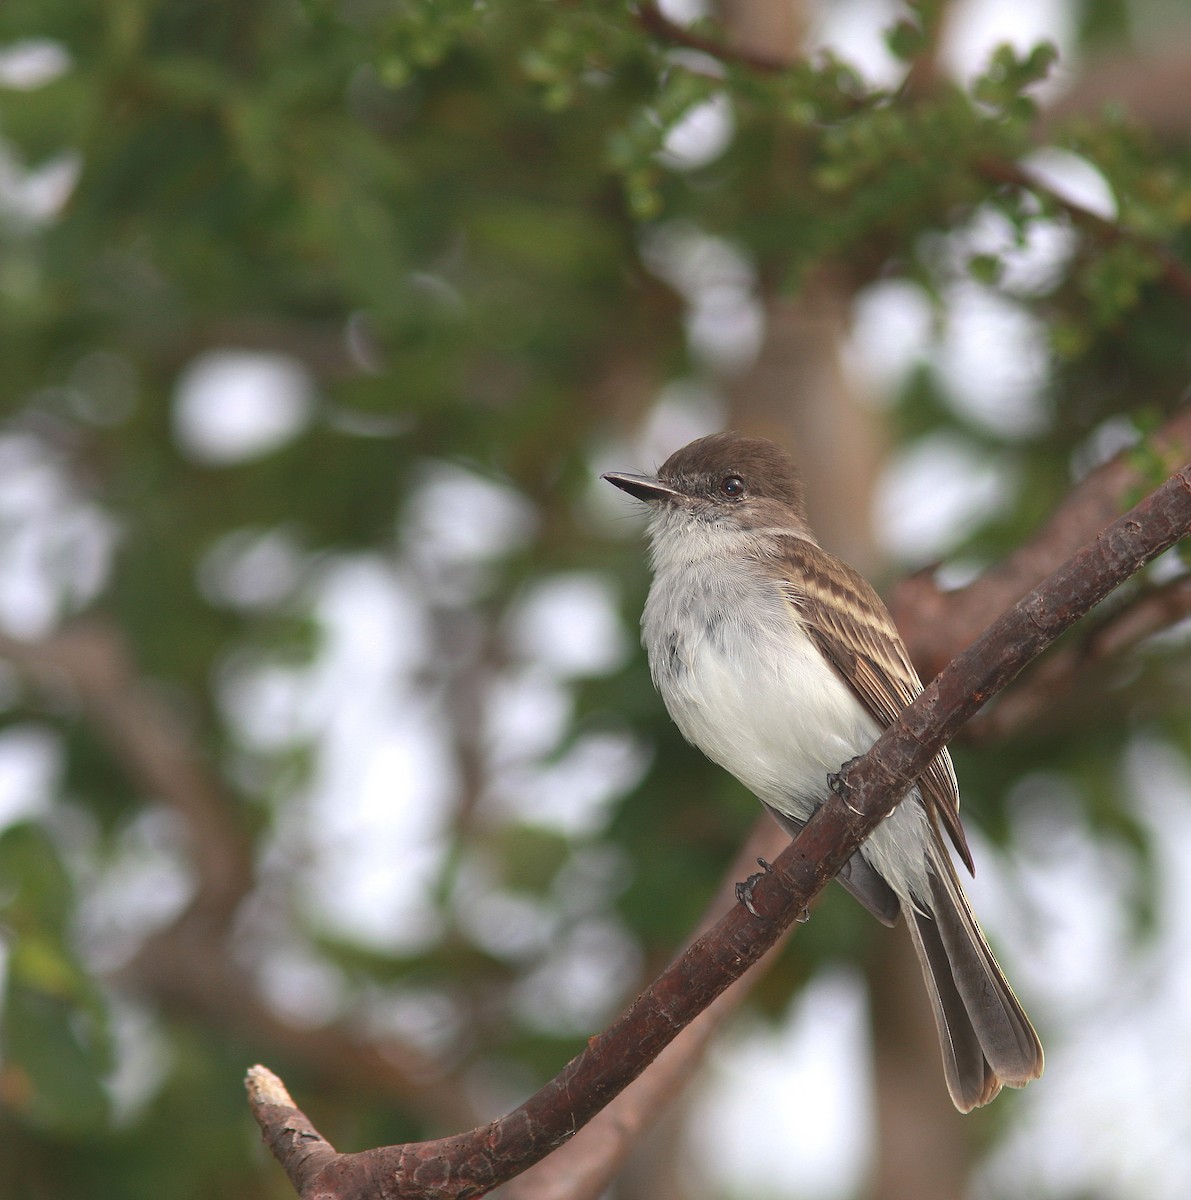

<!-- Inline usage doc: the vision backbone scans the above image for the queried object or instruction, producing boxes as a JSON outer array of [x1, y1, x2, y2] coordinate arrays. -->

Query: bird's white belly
[[667, 616, 874, 813], [643, 562, 933, 901]]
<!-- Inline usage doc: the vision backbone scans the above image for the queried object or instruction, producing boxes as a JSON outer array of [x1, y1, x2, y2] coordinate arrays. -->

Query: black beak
[[602, 471, 683, 504]]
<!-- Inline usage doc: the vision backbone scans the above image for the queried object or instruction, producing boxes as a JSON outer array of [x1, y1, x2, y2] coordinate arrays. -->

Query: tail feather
[[765, 800, 1043, 1111], [904, 851, 1044, 1112]]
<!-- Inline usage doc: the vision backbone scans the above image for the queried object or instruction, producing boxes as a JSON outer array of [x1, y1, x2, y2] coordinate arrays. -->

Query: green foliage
[[0, 824, 112, 1132]]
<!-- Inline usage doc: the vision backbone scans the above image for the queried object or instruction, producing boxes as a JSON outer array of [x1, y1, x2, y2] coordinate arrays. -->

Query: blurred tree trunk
[[716, 1, 978, 1178], [865, 925, 973, 1200], [718, 0, 806, 57], [617, 1096, 699, 1200], [727, 279, 886, 572]]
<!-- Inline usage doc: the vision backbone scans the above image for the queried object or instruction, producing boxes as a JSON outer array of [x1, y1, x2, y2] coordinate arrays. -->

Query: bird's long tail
[[904, 850, 1044, 1112]]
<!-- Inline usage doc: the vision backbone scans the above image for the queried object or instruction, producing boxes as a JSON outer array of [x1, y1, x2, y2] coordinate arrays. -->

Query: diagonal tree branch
[[893, 402, 1191, 680], [962, 572, 1191, 743], [248, 465, 1191, 1198], [634, 2, 794, 74], [495, 817, 792, 1200]]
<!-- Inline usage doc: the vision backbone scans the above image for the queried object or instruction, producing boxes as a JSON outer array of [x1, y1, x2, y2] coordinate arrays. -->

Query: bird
[[603, 430, 1043, 1111]]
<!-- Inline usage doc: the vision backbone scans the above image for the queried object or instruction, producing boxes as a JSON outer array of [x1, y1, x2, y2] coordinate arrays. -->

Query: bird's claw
[[736, 858, 774, 917], [827, 756, 863, 813]]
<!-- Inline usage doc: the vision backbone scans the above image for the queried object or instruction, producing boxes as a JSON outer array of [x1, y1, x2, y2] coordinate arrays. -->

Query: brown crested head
[[656, 431, 808, 525]]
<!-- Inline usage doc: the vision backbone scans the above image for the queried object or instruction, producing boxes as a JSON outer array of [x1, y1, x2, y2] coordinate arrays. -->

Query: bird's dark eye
[[721, 475, 745, 498]]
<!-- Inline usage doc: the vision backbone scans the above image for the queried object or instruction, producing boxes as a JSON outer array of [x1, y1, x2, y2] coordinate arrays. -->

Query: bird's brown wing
[[774, 536, 974, 874]]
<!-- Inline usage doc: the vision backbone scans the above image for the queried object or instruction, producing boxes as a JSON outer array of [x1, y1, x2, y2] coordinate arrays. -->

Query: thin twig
[[978, 156, 1191, 303], [634, 2, 792, 74]]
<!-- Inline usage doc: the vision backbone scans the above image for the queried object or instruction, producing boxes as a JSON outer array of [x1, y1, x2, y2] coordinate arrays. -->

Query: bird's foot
[[735, 858, 773, 918], [827, 756, 863, 814]]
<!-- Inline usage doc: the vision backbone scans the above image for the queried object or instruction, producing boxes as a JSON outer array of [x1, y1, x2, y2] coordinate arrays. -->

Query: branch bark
[[247, 464, 1191, 1198], [495, 818, 792, 1200], [892, 403, 1191, 681]]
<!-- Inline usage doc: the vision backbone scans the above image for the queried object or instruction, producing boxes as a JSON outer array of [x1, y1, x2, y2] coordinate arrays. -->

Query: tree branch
[[496, 818, 792, 1200], [634, 2, 793, 74], [964, 572, 1191, 743], [893, 402, 1191, 680], [977, 157, 1191, 303], [248, 465, 1191, 1198], [635, 4, 1191, 309]]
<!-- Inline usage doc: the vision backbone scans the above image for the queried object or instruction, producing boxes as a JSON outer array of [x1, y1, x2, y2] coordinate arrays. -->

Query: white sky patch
[[302, 696, 453, 953], [632, 380, 727, 478], [974, 776, 1134, 1010], [402, 461, 538, 603], [404, 463, 537, 564], [805, 0, 905, 88], [942, 0, 1075, 99], [582, 379, 721, 548], [553, 844, 632, 919], [955, 204, 1079, 296], [975, 744, 1191, 1200], [361, 985, 465, 1059], [506, 572, 629, 678], [512, 915, 643, 1035], [0, 39, 72, 89], [658, 92, 735, 171], [172, 350, 315, 464], [254, 939, 349, 1027], [935, 284, 1051, 437], [875, 433, 1014, 564], [843, 278, 935, 398], [219, 660, 312, 752], [657, 0, 709, 21], [198, 525, 307, 611], [77, 809, 197, 974], [104, 997, 171, 1127], [0, 724, 59, 828], [1071, 415, 1140, 480], [687, 968, 872, 1200], [639, 222, 763, 371], [217, 559, 432, 747], [1021, 147, 1119, 222], [219, 556, 454, 953], [0, 149, 81, 225], [0, 434, 118, 639], [453, 857, 560, 963], [493, 730, 650, 837], [306, 564, 448, 911], [484, 668, 573, 766]]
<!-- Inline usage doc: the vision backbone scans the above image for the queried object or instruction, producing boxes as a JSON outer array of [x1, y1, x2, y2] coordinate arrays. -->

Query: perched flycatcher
[[604, 431, 1043, 1111]]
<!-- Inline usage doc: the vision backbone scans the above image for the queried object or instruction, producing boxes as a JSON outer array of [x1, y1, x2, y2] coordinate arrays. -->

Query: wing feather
[[773, 537, 974, 873]]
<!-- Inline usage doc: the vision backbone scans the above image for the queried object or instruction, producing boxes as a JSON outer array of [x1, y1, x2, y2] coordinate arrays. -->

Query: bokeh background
[[3, 1, 1191, 1197]]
